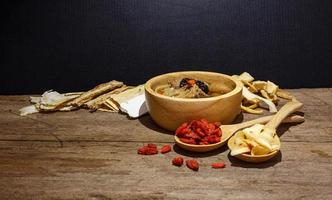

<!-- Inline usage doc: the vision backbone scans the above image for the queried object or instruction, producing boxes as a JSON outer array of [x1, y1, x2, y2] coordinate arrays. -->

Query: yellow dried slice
[[111, 85, 145, 104], [84, 86, 129, 110], [252, 81, 267, 91], [70, 80, 123, 107], [265, 81, 279, 95], [242, 87, 277, 113], [248, 103, 258, 109], [104, 99, 120, 112], [238, 72, 255, 82], [276, 89, 293, 100], [230, 146, 251, 156], [241, 104, 263, 114], [251, 145, 270, 155]]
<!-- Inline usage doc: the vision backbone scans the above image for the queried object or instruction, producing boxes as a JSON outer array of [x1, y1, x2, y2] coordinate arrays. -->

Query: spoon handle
[[264, 100, 303, 130], [225, 114, 304, 132]]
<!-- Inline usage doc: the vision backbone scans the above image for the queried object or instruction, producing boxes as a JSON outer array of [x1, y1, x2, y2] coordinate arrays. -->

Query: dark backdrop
[[1, 0, 331, 94]]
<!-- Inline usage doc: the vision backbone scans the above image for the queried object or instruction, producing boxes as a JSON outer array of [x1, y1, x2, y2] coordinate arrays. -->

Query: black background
[[1, 0, 331, 94]]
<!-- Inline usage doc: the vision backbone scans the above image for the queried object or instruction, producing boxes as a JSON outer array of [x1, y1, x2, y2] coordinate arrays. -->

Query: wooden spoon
[[228, 100, 303, 163], [174, 113, 304, 152]]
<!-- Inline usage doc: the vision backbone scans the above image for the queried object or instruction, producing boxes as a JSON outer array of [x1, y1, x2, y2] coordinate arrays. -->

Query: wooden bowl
[[144, 71, 243, 131]]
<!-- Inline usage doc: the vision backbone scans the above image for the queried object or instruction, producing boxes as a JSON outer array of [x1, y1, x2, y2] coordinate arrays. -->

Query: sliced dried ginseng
[[38, 90, 81, 111], [111, 85, 145, 104], [252, 81, 267, 91], [265, 81, 279, 95], [241, 104, 263, 114], [19, 105, 39, 116], [276, 89, 294, 100], [104, 99, 120, 112], [238, 72, 255, 82], [243, 80, 258, 93], [84, 85, 129, 111], [70, 80, 123, 107], [260, 90, 278, 104], [242, 87, 277, 113]]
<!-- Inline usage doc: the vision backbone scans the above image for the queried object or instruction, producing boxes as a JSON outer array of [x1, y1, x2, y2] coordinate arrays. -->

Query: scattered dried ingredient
[[186, 159, 199, 171], [175, 119, 222, 145], [137, 143, 158, 155], [172, 157, 184, 166], [160, 145, 172, 154], [211, 162, 226, 169]]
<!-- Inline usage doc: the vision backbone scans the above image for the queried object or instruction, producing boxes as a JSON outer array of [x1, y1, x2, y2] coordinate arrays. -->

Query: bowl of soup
[[145, 71, 243, 131]]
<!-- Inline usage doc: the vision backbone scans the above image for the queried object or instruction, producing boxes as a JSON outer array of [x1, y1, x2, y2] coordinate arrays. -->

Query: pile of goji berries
[[137, 143, 226, 171], [175, 119, 222, 145]]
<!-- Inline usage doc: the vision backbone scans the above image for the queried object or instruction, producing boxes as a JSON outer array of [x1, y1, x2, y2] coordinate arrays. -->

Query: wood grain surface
[[0, 88, 331, 200]]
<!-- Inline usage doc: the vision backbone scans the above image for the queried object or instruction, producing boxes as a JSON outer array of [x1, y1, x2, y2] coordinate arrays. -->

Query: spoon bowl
[[174, 114, 304, 152], [227, 100, 303, 163], [228, 134, 280, 163]]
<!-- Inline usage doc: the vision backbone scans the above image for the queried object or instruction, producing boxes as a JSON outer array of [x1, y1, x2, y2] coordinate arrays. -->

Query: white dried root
[[19, 105, 39, 116], [20, 91, 81, 115], [19, 81, 148, 118], [110, 85, 147, 118], [234, 72, 295, 114], [242, 87, 278, 113]]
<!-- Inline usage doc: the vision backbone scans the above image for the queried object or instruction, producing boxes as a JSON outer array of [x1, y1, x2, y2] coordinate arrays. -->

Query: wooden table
[[0, 88, 331, 199]]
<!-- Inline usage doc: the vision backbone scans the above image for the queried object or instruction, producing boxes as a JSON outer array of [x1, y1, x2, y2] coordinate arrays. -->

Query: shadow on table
[[172, 144, 229, 158], [228, 151, 283, 168], [138, 114, 173, 135], [277, 111, 305, 138]]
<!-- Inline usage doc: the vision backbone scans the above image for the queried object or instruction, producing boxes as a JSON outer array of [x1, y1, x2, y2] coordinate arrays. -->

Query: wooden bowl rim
[[145, 71, 243, 102]]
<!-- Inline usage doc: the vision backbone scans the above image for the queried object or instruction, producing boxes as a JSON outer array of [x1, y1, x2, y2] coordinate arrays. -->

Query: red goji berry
[[160, 145, 171, 154], [172, 156, 184, 166], [179, 137, 196, 145], [175, 122, 188, 135], [211, 162, 226, 169], [137, 144, 158, 155], [147, 143, 157, 149], [186, 159, 199, 171]]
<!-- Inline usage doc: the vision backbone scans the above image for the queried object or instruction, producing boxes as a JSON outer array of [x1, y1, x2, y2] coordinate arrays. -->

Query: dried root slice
[[39, 90, 81, 111], [20, 90, 81, 115], [110, 85, 147, 118], [243, 80, 258, 93], [241, 104, 263, 114], [84, 86, 129, 111], [19, 105, 39, 116], [70, 80, 123, 107], [238, 72, 255, 82], [260, 90, 278, 104], [276, 89, 294, 100], [58, 106, 78, 112], [30, 96, 41, 104], [248, 103, 258, 109], [252, 81, 267, 91], [104, 99, 120, 112], [243, 87, 278, 113], [265, 81, 279, 95], [111, 85, 144, 104]]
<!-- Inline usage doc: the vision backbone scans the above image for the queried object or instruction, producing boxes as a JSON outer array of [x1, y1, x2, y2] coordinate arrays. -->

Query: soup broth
[[155, 78, 225, 98]]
